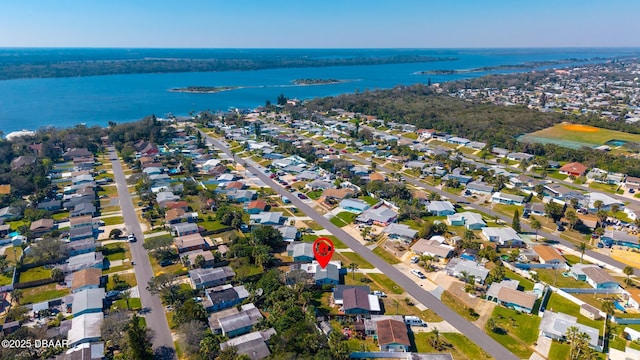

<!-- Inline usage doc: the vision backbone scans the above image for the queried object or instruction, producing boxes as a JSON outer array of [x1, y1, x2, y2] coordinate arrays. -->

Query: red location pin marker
[[313, 237, 335, 269]]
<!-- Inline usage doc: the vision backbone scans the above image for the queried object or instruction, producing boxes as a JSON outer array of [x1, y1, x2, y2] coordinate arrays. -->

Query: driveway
[[108, 146, 175, 358]]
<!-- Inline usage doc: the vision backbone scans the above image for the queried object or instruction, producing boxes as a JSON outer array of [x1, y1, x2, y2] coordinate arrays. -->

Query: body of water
[[1, 48, 639, 133]]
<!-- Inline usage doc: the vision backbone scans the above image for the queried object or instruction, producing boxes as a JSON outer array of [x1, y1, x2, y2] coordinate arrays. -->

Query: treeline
[[307, 83, 640, 176], [0, 55, 457, 80], [108, 115, 174, 158]]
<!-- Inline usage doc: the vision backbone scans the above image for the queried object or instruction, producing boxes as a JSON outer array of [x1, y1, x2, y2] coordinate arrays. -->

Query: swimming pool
[[605, 139, 628, 147], [614, 301, 626, 313]]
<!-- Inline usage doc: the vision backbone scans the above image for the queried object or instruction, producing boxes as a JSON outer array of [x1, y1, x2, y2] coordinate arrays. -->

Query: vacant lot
[[522, 122, 640, 149]]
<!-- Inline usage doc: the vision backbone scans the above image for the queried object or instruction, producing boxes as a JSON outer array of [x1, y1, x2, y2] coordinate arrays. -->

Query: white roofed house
[[426, 201, 456, 216], [250, 211, 285, 226], [190, 266, 236, 289], [219, 328, 276, 360], [411, 238, 453, 259], [539, 311, 603, 352], [446, 211, 486, 230], [482, 227, 525, 247], [586, 192, 624, 212], [355, 206, 398, 226], [465, 181, 495, 195], [445, 258, 490, 284], [382, 223, 418, 243], [491, 192, 525, 206]]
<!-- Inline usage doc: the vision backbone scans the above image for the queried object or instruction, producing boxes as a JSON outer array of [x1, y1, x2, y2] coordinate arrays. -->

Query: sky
[[1, 0, 639, 48]]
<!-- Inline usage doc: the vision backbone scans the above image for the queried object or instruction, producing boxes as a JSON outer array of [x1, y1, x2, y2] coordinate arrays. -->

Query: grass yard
[[535, 268, 591, 288], [403, 132, 418, 140], [300, 234, 348, 249], [548, 342, 571, 360], [98, 185, 119, 197], [337, 251, 374, 269], [372, 246, 400, 265], [504, 269, 535, 291], [102, 242, 130, 262], [441, 291, 479, 321], [302, 220, 324, 231], [564, 254, 592, 266], [360, 196, 378, 206], [414, 332, 493, 360], [107, 273, 137, 290], [523, 123, 640, 149], [0, 272, 13, 286], [101, 216, 124, 226], [18, 266, 51, 283], [588, 182, 619, 194], [492, 203, 523, 217], [335, 211, 357, 224], [21, 283, 70, 304], [51, 212, 70, 221], [112, 297, 142, 311], [4, 246, 22, 266], [368, 273, 404, 295], [198, 218, 231, 232], [307, 190, 323, 200], [486, 306, 541, 358]]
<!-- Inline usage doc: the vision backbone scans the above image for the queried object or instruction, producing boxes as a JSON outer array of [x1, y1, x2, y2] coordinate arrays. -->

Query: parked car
[[372, 290, 387, 298], [127, 234, 136, 242], [297, 193, 308, 199], [411, 269, 426, 279], [410, 256, 419, 264], [404, 316, 428, 327], [159, 259, 173, 267]]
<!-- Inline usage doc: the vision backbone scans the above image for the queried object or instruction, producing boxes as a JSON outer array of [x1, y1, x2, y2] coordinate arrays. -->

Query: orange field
[[562, 124, 600, 132]]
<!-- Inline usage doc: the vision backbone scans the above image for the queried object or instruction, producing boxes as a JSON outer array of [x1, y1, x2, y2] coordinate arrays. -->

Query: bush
[[109, 228, 123, 239]]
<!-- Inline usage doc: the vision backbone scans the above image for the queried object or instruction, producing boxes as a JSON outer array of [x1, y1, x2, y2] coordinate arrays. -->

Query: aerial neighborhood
[[2, 59, 640, 360]]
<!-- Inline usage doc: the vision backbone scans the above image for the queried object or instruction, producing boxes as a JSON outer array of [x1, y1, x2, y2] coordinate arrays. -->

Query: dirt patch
[[562, 124, 599, 132], [611, 248, 640, 268]]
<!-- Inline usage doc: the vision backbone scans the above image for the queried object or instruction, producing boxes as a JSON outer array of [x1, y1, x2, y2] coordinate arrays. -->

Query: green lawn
[[198, 219, 230, 232], [564, 254, 591, 266], [360, 196, 379, 206], [337, 251, 374, 269], [547, 171, 569, 181], [536, 268, 591, 288], [414, 332, 492, 360], [548, 342, 571, 360], [107, 273, 137, 290], [51, 212, 70, 221], [504, 269, 535, 291], [545, 293, 603, 333], [103, 243, 128, 261], [335, 211, 357, 224], [403, 133, 418, 140], [441, 291, 479, 321], [307, 190, 323, 200], [300, 234, 348, 249], [368, 273, 404, 295], [101, 216, 124, 226], [492, 203, 523, 217], [112, 297, 142, 311], [0, 272, 13, 286], [372, 246, 400, 265], [486, 306, 541, 358], [18, 266, 51, 283], [588, 182, 619, 194], [21, 283, 70, 304]]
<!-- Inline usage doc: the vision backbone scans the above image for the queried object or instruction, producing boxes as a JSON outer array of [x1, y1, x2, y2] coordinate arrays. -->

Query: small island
[[169, 86, 239, 93], [292, 78, 348, 85]]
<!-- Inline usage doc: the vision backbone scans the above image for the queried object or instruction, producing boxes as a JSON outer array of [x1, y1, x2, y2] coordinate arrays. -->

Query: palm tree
[[459, 270, 470, 284], [121, 289, 132, 310], [11, 289, 23, 306], [419, 254, 435, 271], [623, 266, 634, 287], [531, 218, 542, 241], [360, 226, 372, 241], [181, 255, 191, 268], [349, 263, 359, 280], [575, 242, 587, 264], [596, 209, 608, 227], [593, 200, 604, 212]]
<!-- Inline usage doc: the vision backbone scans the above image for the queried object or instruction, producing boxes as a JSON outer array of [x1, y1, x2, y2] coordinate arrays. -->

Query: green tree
[[623, 266, 635, 287], [531, 217, 542, 241], [194, 254, 206, 268], [565, 208, 579, 230], [544, 201, 565, 222], [596, 209, 608, 227], [349, 262, 359, 280], [328, 330, 349, 360], [121, 289, 132, 310], [593, 200, 604, 211], [512, 209, 521, 233], [127, 314, 154, 360], [109, 228, 123, 239], [50, 267, 64, 283], [575, 242, 588, 264]]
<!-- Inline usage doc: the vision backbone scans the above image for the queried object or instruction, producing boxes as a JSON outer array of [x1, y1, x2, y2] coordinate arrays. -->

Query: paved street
[[201, 130, 520, 360], [108, 146, 175, 359]]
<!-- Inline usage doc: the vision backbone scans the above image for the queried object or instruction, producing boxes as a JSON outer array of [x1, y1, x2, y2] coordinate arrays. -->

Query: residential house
[[64, 238, 97, 257], [250, 212, 285, 226], [287, 242, 315, 262], [532, 245, 565, 265], [507, 152, 534, 162], [245, 200, 267, 214], [375, 318, 411, 352], [339, 199, 370, 214], [447, 137, 470, 146], [190, 266, 236, 289], [219, 329, 275, 360], [67, 312, 103, 347], [276, 226, 299, 242], [492, 147, 509, 158], [205, 284, 250, 312], [171, 222, 199, 237], [482, 227, 524, 247], [306, 180, 333, 191], [524, 203, 546, 217], [0, 206, 20, 221], [70, 215, 94, 229], [332, 285, 370, 305], [586, 192, 624, 212], [322, 188, 355, 201], [174, 233, 208, 253], [411, 239, 453, 259], [445, 258, 490, 284], [30, 219, 55, 235], [288, 261, 342, 286], [382, 223, 418, 243], [446, 212, 486, 230], [466, 141, 487, 150], [184, 249, 216, 268], [37, 199, 62, 212], [582, 266, 619, 290], [218, 303, 264, 338], [165, 208, 187, 224], [65, 252, 104, 273], [60, 342, 105, 360], [625, 176, 640, 190], [356, 206, 398, 226], [543, 183, 583, 203], [539, 311, 602, 352], [580, 304, 602, 320], [71, 268, 104, 293], [70, 288, 105, 317], [491, 192, 525, 206], [426, 201, 456, 216], [559, 162, 588, 177], [342, 287, 381, 315], [486, 280, 536, 314]]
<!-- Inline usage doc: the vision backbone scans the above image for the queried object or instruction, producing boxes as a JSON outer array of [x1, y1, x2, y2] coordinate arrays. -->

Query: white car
[[411, 269, 426, 279], [127, 234, 136, 242], [372, 290, 387, 298], [410, 256, 419, 264]]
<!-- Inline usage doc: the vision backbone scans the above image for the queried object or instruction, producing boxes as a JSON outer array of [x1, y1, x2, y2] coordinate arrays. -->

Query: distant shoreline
[[169, 86, 240, 93], [415, 57, 612, 75]]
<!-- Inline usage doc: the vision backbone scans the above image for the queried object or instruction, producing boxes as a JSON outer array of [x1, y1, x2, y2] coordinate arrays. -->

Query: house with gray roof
[[70, 288, 105, 317], [339, 199, 371, 214], [250, 211, 285, 226], [219, 328, 276, 360], [171, 222, 199, 237], [491, 192, 525, 206], [190, 266, 236, 289], [356, 206, 398, 226], [287, 242, 315, 262], [581, 266, 619, 290], [445, 258, 490, 284], [218, 303, 264, 338], [539, 311, 602, 352], [67, 312, 103, 347], [276, 226, 299, 242], [446, 212, 486, 230], [426, 201, 455, 216], [205, 284, 249, 312], [64, 252, 104, 273], [482, 227, 524, 247], [382, 223, 418, 243]]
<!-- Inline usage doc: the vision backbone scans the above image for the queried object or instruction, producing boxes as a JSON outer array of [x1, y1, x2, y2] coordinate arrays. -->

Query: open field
[[520, 123, 640, 150], [414, 332, 492, 360]]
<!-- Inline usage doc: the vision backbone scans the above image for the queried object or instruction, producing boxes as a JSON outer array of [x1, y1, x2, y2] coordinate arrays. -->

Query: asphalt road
[[108, 146, 175, 358], [201, 131, 520, 360]]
